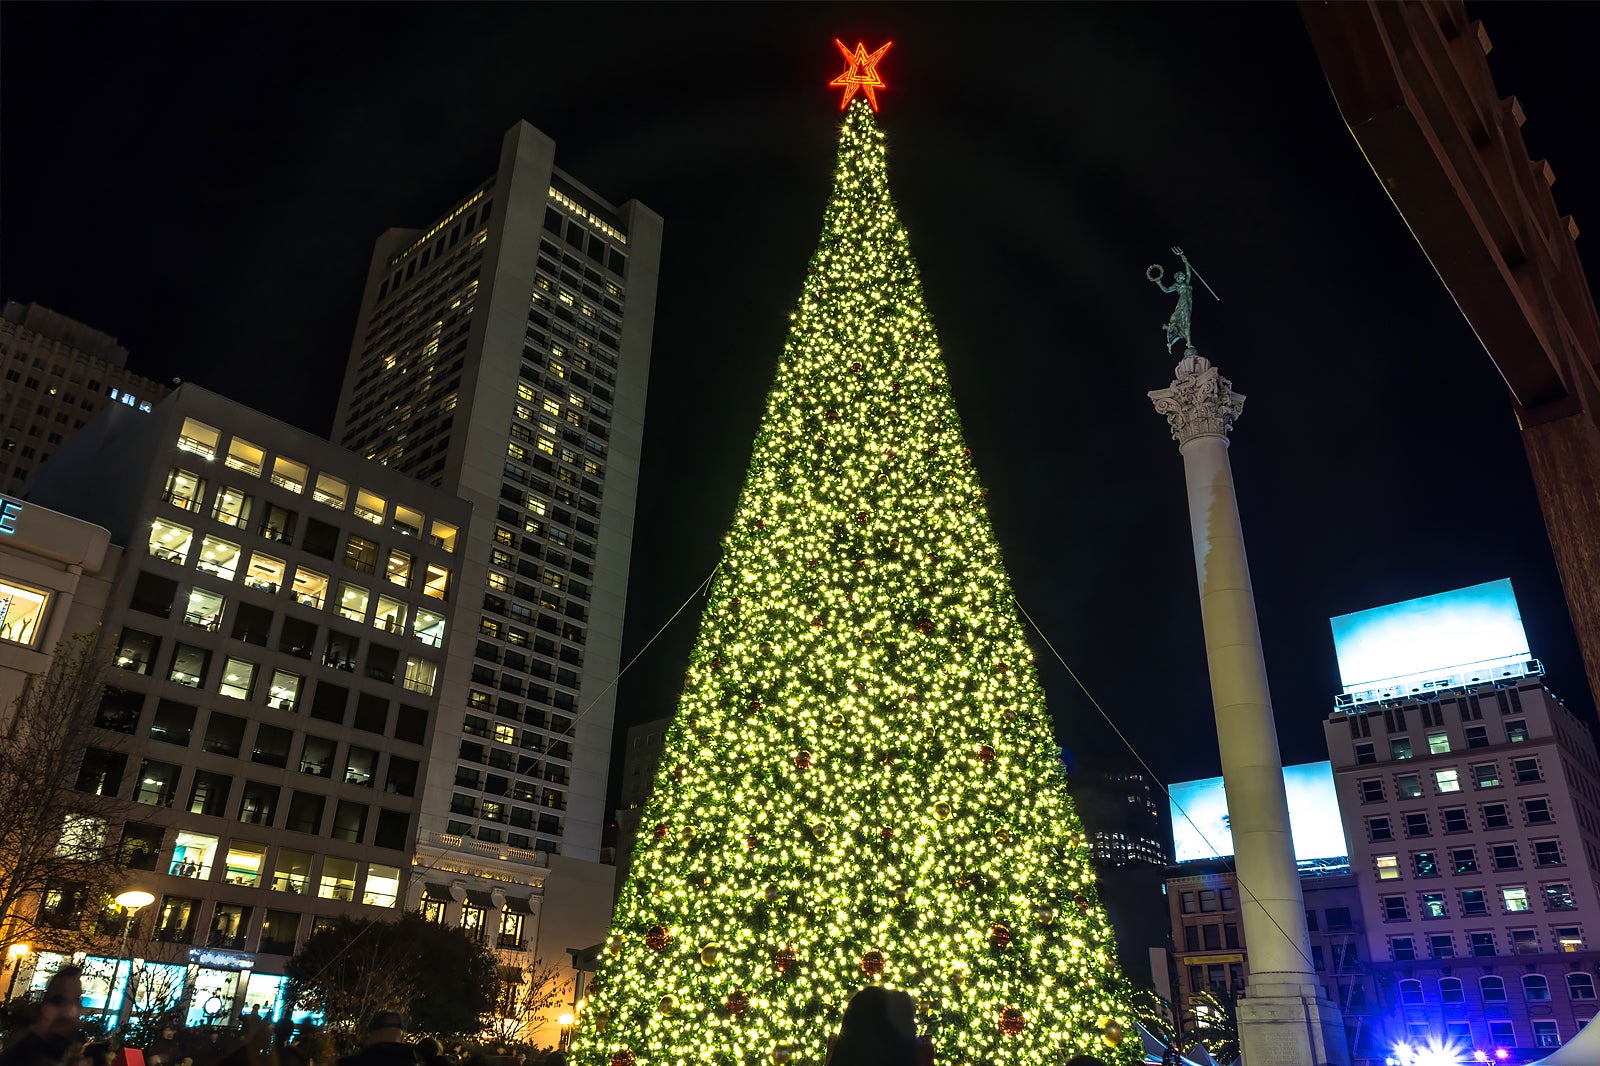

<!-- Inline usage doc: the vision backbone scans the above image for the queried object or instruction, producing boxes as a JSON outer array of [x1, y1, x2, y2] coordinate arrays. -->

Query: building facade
[[1326, 677, 1600, 1057], [0, 301, 169, 489], [1164, 863, 1379, 1062], [611, 714, 672, 897], [18, 385, 469, 1024], [0, 492, 117, 720], [329, 119, 662, 1040]]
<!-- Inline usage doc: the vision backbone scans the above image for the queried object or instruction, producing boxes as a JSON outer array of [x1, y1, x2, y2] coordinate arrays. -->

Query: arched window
[[1480, 976, 1507, 1003], [1523, 974, 1552, 1002], [1439, 977, 1464, 1004], [1566, 973, 1596, 1001], [1399, 978, 1425, 1006]]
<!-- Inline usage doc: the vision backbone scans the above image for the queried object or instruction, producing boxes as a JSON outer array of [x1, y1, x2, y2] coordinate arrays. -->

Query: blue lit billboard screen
[[1169, 760, 1347, 863], [1329, 578, 1528, 696]]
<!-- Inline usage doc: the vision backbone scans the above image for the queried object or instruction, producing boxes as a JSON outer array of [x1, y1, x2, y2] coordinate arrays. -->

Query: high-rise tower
[[332, 122, 661, 1003]]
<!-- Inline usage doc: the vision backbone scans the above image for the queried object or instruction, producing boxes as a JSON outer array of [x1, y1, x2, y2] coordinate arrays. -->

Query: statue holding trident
[[1146, 246, 1219, 354]]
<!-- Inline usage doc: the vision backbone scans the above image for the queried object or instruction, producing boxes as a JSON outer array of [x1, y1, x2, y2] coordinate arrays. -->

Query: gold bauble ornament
[[994, 827, 1010, 844], [700, 944, 722, 967], [605, 934, 624, 955], [763, 884, 780, 903], [593, 1011, 609, 1033], [893, 885, 910, 904], [770, 1047, 793, 1065], [811, 821, 830, 840], [1036, 904, 1056, 926], [1100, 1021, 1125, 1047], [657, 995, 678, 1016], [933, 802, 952, 820]]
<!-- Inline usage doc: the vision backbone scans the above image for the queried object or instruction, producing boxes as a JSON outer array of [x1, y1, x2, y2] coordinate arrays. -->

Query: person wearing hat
[[336, 1013, 416, 1066], [144, 1018, 183, 1066]]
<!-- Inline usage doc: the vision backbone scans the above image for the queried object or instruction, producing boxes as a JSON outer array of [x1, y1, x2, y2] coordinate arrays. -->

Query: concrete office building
[[329, 119, 662, 1023], [611, 714, 672, 897], [17, 385, 469, 1023], [0, 301, 169, 488], [1326, 675, 1600, 1056]]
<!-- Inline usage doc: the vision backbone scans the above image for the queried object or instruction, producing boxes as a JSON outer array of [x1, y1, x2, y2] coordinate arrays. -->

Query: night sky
[[3, 3, 1594, 792]]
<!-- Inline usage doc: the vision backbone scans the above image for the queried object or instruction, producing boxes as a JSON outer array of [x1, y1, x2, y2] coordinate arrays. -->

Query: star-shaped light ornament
[[830, 39, 892, 111]]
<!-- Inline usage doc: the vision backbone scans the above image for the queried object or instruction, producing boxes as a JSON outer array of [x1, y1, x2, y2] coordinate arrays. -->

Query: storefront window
[[0, 579, 50, 647], [243, 973, 290, 1022], [185, 968, 240, 1028]]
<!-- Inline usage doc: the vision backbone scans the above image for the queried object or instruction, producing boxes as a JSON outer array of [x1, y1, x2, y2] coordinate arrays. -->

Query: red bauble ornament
[[824, 410, 839, 422], [710, 656, 724, 670], [1075, 894, 1091, 913], [746, 834, 759, 850], [726, 990, 748, 1016], [811, 616, 824, 628], [850, 361, 862, 372], [855, 511, 868, 523], [611, 1052, 635, 1066], [793, 750, 813, 770], [645, 925, 670, 952], [755, 518, 766, 529], [773, 947, 798, 975], [728, 599, 740, 612], [653, 824, 668, 840], [860, 950, 886, 976], [989, 923, 1013, 949], [880, 826, 896, 841], [915, 618, 934, 634], [977, 744, 996, 763], [998, 1008, 1026, 1035]]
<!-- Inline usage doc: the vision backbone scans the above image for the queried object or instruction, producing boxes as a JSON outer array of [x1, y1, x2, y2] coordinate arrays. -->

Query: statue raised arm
[[1147, 248, 1216, 355]]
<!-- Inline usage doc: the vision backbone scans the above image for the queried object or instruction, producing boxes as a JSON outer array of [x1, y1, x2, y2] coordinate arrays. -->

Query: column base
[[1236, 986, 1350, 1066]]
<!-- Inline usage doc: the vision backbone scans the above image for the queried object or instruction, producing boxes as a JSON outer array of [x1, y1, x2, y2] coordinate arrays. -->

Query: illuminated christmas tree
[[571, 46, 1137, 1066]]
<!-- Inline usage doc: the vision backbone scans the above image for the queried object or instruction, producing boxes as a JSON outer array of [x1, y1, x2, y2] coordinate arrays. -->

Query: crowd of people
[[2, 969, 1118, 1066]]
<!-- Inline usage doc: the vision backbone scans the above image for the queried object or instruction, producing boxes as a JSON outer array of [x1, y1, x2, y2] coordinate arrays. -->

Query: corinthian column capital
[[1148, 351, 1246, 445]]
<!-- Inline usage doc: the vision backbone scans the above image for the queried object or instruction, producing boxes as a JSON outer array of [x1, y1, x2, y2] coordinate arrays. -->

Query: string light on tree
[[569, 41, 1136, 1066]]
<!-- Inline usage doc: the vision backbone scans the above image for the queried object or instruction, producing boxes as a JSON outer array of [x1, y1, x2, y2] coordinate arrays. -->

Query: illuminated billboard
[[1169, 760, 1347, 863], [1330, 578, 1532, 705]]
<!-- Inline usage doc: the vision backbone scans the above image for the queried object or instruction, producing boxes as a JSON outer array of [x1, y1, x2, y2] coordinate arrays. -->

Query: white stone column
[[1150, 353, 1349, 1066]]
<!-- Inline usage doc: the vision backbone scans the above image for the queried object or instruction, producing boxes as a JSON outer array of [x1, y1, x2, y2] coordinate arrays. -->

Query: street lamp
[[111, 890, 155, 1032], [557, 1012, 575, 1051], [4, 943, 30, 1001]]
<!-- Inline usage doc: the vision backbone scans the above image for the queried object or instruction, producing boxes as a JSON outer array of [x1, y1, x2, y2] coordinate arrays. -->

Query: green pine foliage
[[571, 101, 1137, 1066]]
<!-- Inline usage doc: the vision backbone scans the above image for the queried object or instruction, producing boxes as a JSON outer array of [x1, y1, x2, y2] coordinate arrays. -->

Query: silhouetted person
[[336, 1014, 416, 1066], [145, 1019, 183, 1066], [410, 1040, 446, 1066], [0, 966, 85, 1066], [825, 986, 919, 1066]]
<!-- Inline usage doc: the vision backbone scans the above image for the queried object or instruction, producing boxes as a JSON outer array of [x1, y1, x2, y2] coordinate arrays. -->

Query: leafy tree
[[287, 914, 498, 1043], [1184, 989, 1240, 1064], [570, 100, 1137, 1066], [0, 631, 129, 956]]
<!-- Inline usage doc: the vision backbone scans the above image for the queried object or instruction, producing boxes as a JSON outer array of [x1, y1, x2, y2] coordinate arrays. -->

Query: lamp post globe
[[111, 889, 155, 1031], [4, 942, 31, 1001]]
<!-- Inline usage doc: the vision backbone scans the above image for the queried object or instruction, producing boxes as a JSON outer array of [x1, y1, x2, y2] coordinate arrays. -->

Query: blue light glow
[[1169, 761, 1347, 863], [1330, 579, 1529, 700]]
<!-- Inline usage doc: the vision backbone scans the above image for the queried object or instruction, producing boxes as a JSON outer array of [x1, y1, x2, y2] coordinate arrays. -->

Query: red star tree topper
[[830, 39, 892, 110]]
